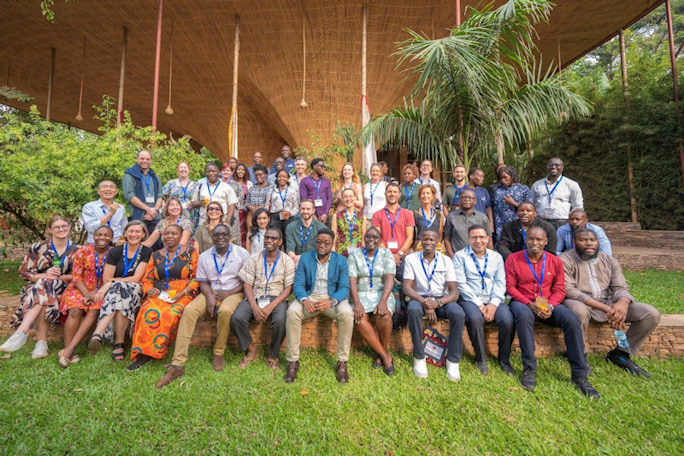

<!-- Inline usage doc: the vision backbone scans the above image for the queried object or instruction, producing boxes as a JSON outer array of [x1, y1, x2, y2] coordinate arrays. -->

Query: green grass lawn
[[0, 346, 682, 454]]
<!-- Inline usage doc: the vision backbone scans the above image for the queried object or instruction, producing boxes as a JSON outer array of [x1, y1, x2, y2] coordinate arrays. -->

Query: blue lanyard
[[179, 179, 190, 200], [278, 186, 288, 205], [544, 176, 563, 204], [521, 227, 527, 249], [101, 206, 112, 226], [363, 247, 379, 289], [51, 240, 70, 267], [263, 250, 280, 296], [344, 209, 357, 243], [122, 243, 141, 277], [369, 182, 380, 207], [206, 181, 220, 201], [95, 248, 109, 285], [524, 251, 547, 297], [469, 250, 489, 292], [142, 173, 152, 195], [300, 224, 313, 246], [404, 182, 416, 202], [419, 252, 439, 296], [164, 245, 182, 289], [421, 207, 435, 230], [385, 207, 401, 238], [213, 247, 231, 286], [312, 177, 322, 199]]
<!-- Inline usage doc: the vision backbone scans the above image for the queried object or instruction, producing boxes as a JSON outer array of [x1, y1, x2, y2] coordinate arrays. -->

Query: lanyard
[[278, 186, 288, 205], [94, 248, 109, 285], [544, 176, 563, 204], [421, 207, 435, 230], [51, 240, 70, 267], [345, 209, 357, 243], [363, 247, 379, 289], [142, 173, 152, 195], [263, 250, 280, 296], [469, 250, 489, 292], [419, 252, 439, 296], [521, 227, 527, 249], [206, 181, 220, 201], [384, 208, 401, 238], [312, 177, 322, 199], [369, 181, 380, 207], [122, 243, 141, 277], [300, 224, 313, 246], [164, 245, 182, 289], [524, 251, 547, 297], [179, 179, 190, 200], [213, 247, 231, 287], [101, 206, 112, 226], [404, 182, 416, 202]]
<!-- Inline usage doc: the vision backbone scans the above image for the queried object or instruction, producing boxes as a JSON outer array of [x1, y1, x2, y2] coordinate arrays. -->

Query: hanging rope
[[165, 18, 174, 115], [75, 36, 86, 121], [300, 15, 308, 109]]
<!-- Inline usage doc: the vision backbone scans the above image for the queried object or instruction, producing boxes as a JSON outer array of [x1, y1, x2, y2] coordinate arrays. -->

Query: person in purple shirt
[[299, 158, 333, 224]]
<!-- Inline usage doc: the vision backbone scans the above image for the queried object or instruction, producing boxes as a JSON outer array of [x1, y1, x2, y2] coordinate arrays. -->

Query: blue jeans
[[509, 301, 588, 378], [407, 299, 465, 363], [458, 299, 514, 363]]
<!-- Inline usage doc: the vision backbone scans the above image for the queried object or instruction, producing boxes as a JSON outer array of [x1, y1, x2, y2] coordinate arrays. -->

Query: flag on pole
[[228, 106, 238, 159], [361, 94, 376, 178]]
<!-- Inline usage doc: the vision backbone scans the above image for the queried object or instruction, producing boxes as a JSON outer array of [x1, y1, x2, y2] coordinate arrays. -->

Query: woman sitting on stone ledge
[[57, 226, 113, 367], [0, 215, 80, 358]]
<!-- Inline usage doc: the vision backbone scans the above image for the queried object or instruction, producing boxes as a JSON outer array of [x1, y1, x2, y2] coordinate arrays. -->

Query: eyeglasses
[[315, 240, 332, 246], [207, 207, 222, 212], [52, 225, 70, 230]]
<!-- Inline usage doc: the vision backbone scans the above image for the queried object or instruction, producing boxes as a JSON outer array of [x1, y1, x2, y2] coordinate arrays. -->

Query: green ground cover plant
[[0, 347, 682, 454]]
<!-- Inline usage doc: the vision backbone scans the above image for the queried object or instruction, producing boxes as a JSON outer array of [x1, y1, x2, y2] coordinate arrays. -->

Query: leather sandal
[[112, 343, 125, 362], [88, 333, 103, 356]]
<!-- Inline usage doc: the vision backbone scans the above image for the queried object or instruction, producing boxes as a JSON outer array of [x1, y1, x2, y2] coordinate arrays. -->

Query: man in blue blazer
[[285, 228, 353, 383]]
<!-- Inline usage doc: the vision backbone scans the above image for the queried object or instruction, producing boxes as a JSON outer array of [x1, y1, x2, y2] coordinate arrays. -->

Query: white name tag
[[314, 199, 323, 207], [478, 295, 490, 304], [387, 241, 399, 250], [145, 195, 155, 204], [258, 296, 271, 309]]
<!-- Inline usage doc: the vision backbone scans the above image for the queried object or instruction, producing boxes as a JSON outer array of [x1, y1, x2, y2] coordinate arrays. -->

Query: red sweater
[[505, 250, 566, 306]]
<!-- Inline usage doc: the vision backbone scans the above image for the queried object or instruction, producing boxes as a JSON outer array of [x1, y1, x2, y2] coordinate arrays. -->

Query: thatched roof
[[1, 1, 664, 163]]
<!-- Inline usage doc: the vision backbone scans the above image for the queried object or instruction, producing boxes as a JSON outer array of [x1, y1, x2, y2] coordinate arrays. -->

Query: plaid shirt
[[245, 183, 274, 208]]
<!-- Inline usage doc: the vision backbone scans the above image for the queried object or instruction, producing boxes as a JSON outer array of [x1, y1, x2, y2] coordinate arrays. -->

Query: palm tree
[[360, 0, 591, 170]]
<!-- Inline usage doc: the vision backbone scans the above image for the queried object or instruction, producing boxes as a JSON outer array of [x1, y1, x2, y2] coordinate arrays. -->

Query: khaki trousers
[[171, 292, 244, 367], [286, 295, 354, 363]]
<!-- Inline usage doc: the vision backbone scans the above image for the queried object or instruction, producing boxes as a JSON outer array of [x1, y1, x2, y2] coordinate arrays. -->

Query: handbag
[[422, 326, 448, 367]]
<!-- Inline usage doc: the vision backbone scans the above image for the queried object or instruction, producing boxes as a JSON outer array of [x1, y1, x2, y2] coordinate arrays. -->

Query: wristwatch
[[397, 250, 405, 257], [331, 298, 339, 306], [437, 299, 443, 307]]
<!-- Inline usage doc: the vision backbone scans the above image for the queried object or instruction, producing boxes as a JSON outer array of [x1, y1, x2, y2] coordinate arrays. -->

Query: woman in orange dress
[[126, 225, 199, 371]]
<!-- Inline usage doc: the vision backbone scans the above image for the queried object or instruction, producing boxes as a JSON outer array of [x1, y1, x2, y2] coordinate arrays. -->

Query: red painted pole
[[456, 0, 461, 26], [152, 0, 163, 132], [665, 0, 684, 188]]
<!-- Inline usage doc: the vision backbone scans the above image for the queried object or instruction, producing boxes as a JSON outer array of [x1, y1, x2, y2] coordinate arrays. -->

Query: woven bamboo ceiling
[[1, 0, 664, 162]]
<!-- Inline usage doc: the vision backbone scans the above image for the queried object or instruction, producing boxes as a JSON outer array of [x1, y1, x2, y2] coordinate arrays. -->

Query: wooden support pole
[[455, 0, 461, 26], [152, 0, 164, 131], [230, 15, 240, 159], [46, 48, 55, 122], [665, 0, 684, 188], [620, 30, 638, 223], [117, 27, 127, 128]]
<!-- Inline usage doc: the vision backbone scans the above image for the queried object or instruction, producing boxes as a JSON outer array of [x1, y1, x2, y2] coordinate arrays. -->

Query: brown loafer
[[212, 354, 225, 372], [284, 361, 299, 383], [336, 361, 349, 383], [156, 365, 185, 388]]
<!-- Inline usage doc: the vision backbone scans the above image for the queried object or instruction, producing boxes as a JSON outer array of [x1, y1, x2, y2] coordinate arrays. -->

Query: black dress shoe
[[498, 360, 516, 376], [520, 368, 536, 392], [572, 376, 601, 399], [336, 361, 349, 383], [383, 358, 395, 376], [284, 361, 299, 383], [606, 348, 651, 378], [476, 360, 489, 375]]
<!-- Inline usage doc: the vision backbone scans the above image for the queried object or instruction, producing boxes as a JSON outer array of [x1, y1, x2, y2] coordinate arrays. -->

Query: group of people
[[0, 150, 661, 399]]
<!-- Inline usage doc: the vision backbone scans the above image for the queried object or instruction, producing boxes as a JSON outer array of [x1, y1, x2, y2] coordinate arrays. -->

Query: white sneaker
[[446, 360, 461, 382], [31, 340, 48, 359], [0, 330, 28, 352], [413, 357, 428, 378]]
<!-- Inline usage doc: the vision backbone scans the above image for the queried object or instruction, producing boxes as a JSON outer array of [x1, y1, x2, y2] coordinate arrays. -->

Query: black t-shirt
[[106, 244, 153, 278]]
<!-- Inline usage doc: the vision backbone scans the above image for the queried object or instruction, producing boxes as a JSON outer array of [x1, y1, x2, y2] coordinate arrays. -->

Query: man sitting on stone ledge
[[403, 229, 463, 381], [556, 208, 612, 256], [560, 228, 660, 377], [285, 228, 353, 383], [505, 227, 600, 398], [155, 224, 250, 388], [231, 228, 295, 370]]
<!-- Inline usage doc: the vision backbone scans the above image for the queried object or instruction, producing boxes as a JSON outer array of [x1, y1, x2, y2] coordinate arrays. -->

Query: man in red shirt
[[372, 183, 415, 271], [505, 227, 599, 399]]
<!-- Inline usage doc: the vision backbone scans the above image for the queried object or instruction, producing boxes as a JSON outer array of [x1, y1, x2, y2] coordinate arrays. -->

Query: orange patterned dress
[[131, 246, 199, 361]]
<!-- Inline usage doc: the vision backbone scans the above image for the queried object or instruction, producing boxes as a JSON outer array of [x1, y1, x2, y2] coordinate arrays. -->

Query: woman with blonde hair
[[362, 163, 387, 219], [162, 161, 199, 232], [334, 162, 363, 212], [413, 184, 444, 252]]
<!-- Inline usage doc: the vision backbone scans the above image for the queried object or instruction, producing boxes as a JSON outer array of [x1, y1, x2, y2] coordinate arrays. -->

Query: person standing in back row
[[122, 150, 163, 234], [299, 158, 333, 224], [531, 157, 583, 229]]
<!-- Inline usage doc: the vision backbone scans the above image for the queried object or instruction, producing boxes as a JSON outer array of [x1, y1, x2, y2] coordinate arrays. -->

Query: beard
[[577, 248, 599, 261]]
